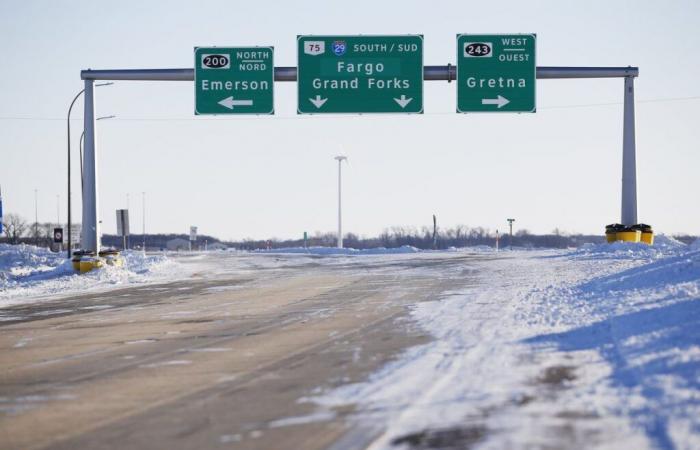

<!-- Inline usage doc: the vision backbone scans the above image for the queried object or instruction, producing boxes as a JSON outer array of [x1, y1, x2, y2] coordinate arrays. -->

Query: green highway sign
[[297, 35, 423, 114], [457, 34, 536, 113], [194, 46, 274, 115]]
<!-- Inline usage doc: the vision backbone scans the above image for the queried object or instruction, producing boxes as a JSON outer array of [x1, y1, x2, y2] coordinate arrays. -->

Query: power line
[[0, 95, 698, 122]]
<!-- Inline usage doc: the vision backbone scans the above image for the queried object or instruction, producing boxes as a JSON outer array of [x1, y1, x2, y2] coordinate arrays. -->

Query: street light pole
[[66, 83, 112, 258], [334, 156, 347, 249]]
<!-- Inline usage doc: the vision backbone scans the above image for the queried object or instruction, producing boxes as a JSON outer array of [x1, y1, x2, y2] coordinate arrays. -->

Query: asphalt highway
[[0, 252, 484, 450]]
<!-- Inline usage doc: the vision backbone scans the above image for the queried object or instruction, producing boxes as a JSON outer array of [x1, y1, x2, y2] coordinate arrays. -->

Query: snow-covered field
[[309, 236, 700, 449], [0, 244, 182, 307]]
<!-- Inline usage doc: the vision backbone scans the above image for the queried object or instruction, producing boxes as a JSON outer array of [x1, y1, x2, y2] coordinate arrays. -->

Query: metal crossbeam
[[81, 66, 639, 81]]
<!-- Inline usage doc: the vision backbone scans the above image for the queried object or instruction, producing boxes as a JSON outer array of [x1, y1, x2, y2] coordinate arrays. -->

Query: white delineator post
[[621, 76, 637, 226], [81, 80, 100, 254], [335, 156, 347, 249]]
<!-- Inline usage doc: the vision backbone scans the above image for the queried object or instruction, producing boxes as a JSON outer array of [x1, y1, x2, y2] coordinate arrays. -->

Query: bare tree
[[3, 213, 27, 244]]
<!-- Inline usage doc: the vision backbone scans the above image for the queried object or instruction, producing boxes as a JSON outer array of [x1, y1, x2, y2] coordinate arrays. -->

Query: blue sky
[[1, 0, 699, 240]]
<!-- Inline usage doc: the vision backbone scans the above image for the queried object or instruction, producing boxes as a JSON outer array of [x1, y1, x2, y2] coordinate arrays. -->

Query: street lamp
[[79, 115, 116, 191], [334, 155, 348, 249], [66, 82, 113, 257], [507, 218, 515, 250]]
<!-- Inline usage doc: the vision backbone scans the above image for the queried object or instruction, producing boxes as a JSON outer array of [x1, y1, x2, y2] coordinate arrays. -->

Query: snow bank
[[312, 244, 700, 449], [259, 245, 421, 255], [571, 234, 687, 260], [0, 245, 180, 307], [690, 238, 700, 251], [0, 244, 65, 279]]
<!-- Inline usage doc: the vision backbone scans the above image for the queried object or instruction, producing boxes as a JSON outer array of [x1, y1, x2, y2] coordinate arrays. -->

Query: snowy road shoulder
[[0, 245, 183, 309], [312, 240, 700, 449]]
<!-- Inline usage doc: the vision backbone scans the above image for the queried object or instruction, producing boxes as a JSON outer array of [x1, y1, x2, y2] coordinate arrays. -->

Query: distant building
[[166, 238, 190, 251], [208, 242, 227, 251]]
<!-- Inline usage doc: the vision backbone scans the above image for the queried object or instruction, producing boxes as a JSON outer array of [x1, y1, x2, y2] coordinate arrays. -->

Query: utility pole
[[142, 192, 146, 254], [126, 193, 130, 250], [432, 215, 437, 250], [334, 155, 347, 249], [34, 189, 38, 246], [507, 218, 515, 250], [0, 185, 4, 236]]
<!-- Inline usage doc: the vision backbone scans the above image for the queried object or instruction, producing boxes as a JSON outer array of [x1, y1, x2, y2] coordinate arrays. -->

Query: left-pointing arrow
[[218, 96, 254, 109]]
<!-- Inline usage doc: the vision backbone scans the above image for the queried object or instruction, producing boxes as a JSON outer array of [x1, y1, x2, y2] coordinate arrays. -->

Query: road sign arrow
[[393, 95, 413, 109], [218, 96, 254, 109], [481, 95, 510, 109], [309, 95, 328, 109]]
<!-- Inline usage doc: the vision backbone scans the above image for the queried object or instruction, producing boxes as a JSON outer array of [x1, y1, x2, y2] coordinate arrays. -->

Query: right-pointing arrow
[[309, 95, 328, 109], [481, 95, 510, 109]]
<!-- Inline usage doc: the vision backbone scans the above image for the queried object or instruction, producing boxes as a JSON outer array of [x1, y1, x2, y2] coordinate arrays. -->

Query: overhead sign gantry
[[76, 35, 642, 262]]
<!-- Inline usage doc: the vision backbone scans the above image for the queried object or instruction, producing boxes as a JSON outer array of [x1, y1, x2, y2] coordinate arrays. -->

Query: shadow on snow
[[523, 253, 700, 450]]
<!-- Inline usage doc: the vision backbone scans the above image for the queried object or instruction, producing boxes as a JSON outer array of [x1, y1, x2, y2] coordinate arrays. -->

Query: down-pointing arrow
[[309, 95, 328, 109], [393, 95, 413, 109], [218, 96, 254, 109], [481, 95, 510, 109]]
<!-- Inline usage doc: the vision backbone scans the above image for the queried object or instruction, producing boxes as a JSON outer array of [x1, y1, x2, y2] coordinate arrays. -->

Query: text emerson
[[200, 80, 270, 91]]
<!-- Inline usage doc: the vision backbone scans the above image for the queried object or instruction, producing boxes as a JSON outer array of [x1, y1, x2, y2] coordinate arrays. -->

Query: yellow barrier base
[[604, 224, 654, 245], [73, 251, 125, 273], [78, 257, 104, 273], [616, 230, 641, 243]]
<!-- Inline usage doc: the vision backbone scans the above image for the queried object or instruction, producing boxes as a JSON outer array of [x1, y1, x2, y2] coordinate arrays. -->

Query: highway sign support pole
[[81, 80, 100, 255], [621, 76, 637, 226]]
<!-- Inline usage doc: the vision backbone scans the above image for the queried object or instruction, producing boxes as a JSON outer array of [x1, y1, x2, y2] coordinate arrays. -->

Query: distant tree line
[[226, 226, 610, 250], [2, 213, 697, 251], [0, 213, 58, 247]]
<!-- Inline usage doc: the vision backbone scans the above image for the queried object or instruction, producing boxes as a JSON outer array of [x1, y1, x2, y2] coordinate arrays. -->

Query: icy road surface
[[1, 243, 699, 449]]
